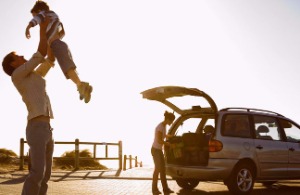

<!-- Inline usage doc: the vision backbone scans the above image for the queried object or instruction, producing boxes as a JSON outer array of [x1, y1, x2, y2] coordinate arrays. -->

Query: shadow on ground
[[176, 181, 300, 195], [52, 169, 122, 182], [0, 175, 27, 185]]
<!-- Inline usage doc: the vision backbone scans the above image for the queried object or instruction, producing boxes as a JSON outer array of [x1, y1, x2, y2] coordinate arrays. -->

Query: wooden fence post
[[75, 138, 79, 170], [135, 156, 138, 167], [129, 155, 132, 169], [105, 145, 108, 158], [93, 144, 96, 159], [19, 138, 24, 170], [118, 141, 122, 170], [123, 155, 126, 171]]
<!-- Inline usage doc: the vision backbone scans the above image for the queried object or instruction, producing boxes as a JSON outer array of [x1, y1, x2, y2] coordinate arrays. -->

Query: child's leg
[[67, 69, 81, 86], [50, 39, 77, 79], [50, 39, 92, 103], [67, 69, 93, 103]]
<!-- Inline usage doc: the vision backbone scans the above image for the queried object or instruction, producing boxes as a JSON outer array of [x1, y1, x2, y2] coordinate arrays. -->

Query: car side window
[[222, 114, 251, 138], [254, 115, 282, 141], [279, 119, 300, 142]]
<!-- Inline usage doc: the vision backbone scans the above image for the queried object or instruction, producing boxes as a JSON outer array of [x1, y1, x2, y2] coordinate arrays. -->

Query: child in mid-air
[[25, 0, 93, 103]]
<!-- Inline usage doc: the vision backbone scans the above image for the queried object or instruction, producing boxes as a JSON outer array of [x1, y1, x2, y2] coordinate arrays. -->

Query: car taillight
[[208, 140, 223, 152]]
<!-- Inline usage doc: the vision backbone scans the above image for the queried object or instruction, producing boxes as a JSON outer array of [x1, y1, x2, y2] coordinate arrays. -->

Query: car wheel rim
[[237, 168, 253, 192]]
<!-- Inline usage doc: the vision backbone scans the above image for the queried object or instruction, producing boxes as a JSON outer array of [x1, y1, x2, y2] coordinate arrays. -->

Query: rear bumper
[[166, 158, 238, 181]]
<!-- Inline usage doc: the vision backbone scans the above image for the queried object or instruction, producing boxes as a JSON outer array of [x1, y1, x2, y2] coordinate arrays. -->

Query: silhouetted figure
[[2, 17, 53, 195], [151, 111, 175, 194], [25, 0, 92, 103]]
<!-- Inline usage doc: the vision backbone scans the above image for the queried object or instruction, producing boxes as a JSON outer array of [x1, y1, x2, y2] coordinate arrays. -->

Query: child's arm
[[25, 23, 33, 39], [26, 11, 46, 39]]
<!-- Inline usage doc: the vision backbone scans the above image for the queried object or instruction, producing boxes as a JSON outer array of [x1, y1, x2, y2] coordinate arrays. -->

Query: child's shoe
[[84, 84, 93, 103], [77, 82, 89, 101]]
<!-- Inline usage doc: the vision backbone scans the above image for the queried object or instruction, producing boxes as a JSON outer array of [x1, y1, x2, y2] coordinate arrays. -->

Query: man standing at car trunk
[[2, 17, 54, 195]]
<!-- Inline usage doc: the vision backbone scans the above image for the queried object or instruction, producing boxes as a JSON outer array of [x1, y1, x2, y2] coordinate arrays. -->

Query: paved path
[[1, 167, 300, 195], [0, 167, 159, 195]]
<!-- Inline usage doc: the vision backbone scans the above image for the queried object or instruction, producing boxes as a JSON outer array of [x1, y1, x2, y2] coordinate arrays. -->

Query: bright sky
[[1, 0, 300, 167]]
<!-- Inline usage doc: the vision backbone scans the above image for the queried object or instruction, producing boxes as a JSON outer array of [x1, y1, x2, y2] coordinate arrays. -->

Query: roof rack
[[220, 107, 283, 117]]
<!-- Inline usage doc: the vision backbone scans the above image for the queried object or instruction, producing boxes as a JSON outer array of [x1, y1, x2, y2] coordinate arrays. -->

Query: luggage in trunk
[[166, 133, 209, 166]]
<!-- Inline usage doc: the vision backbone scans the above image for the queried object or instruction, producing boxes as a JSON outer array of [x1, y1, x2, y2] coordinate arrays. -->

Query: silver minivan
[[141, 86, 300, 195]]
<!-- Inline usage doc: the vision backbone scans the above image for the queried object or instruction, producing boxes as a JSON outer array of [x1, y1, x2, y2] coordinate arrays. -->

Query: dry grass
[[0, 149, 107, 174], [0, 163, 23, 174]]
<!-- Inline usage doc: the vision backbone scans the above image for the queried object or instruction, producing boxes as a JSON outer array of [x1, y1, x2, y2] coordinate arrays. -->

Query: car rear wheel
[[226, 163, 255, 195], [175, 178, 199, 190]]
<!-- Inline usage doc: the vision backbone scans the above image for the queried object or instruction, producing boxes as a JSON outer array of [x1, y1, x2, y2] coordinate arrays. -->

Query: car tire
[[226, 163, 255, 195], [175, 178, 199, 190]]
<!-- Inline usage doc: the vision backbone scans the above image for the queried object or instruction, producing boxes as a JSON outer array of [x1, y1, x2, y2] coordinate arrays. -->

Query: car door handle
[[289, 148, 295, 152], [256, 145, 263, 150]]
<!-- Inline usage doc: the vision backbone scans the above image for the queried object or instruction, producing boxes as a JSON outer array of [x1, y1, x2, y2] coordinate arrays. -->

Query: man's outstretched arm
[[37, 16, 49, 57], [36, 45, 55, 77]]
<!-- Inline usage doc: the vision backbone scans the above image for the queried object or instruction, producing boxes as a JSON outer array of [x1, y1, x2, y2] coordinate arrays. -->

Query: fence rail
[[19, 138, 123, 170]]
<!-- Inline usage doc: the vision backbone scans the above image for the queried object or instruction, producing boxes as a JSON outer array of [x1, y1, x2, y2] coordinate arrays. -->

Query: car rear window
[[222, 114, 251, 138]]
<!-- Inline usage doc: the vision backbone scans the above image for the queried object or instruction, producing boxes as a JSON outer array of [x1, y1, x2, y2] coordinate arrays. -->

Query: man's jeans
[[22, 120, 54, 195]]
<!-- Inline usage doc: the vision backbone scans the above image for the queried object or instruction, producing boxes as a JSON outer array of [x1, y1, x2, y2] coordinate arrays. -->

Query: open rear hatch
[[141, 86, 218, 115], [141, 86, 218, 166]]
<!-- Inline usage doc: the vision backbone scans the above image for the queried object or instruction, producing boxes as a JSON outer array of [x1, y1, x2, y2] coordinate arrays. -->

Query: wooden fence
[[19, 138, 123, 170], [123, 155, 142, 171]]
